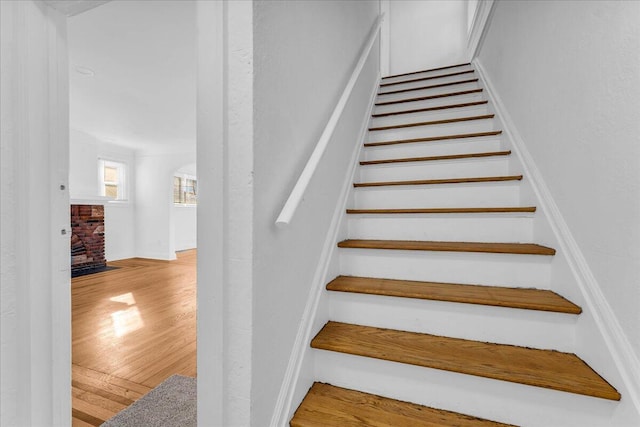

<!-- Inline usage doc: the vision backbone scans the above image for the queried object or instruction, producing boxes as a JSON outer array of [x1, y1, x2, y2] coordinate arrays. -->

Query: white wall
[[1, 1, 71, 424], [69, 129, 136, 260], [135, 150, 194, 260], [195, 2, 255, 424], [388, 0, 467, 75], [173, 206, 196, 251], [478, 0, 640, 357], [252, 1, 379, 423]]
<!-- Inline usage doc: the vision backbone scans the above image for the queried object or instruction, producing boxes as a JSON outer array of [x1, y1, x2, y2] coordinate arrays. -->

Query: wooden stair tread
[[354, 175, 523, 188], [346, 207, 536, 214], [376, 88, 483, 106], [378, 79, 479, 96], [291, 382, 515, 427], [337, 239, 556, 255], [382, 63, 472, 80], [380, 69, 475, 87], [360, 150, 510, 165], [326, 276, 581, 314], [311, 322, 621, 400], [364, 130, 502, 147], [369, 114, 494, 131], [372, 100, 489, 117]]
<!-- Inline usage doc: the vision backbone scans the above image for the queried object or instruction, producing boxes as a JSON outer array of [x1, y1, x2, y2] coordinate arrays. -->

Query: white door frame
[[1, 1, 71, 424], [195, 0, 225, 425], [8, 0, 224, 424]]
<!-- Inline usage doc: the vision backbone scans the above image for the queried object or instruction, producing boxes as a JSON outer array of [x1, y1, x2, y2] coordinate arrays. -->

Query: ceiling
[[68, 0, 196, 153]]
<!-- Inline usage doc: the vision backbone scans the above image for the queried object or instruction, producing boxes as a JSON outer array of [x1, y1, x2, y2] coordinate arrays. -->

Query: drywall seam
[[474, 57, 640, 414], [467, 0, 495, 61], [269, 71, 381, 427]]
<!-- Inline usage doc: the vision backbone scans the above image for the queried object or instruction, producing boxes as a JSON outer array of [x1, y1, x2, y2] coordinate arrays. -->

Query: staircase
[[290, 63, 622, 426]]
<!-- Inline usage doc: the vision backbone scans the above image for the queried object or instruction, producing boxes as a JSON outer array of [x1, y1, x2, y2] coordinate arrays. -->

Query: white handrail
[[275, 14, 384, 227]]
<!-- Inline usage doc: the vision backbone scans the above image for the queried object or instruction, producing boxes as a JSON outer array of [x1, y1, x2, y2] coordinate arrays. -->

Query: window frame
[[173, 173, 197, 206], [98, 159, 128, 202]]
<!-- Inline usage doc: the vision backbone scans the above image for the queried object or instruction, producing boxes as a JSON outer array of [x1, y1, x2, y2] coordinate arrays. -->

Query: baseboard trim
[[474, 57, 640, 414], [133, 251, 177, 261], [269, 72, 381, 427], [105, 252, 136, 262]]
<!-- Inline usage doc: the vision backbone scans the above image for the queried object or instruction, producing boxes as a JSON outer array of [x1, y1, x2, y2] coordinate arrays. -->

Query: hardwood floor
[[311, 322, 621, 401], [72, 250, 197, 426], [291, 383, 515, 427]]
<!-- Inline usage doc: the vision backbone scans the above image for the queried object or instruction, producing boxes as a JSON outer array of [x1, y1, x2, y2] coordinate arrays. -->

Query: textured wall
[[479, 0, 640, 356], [251, 0, 379, 423], [1, 1, 70, 424]]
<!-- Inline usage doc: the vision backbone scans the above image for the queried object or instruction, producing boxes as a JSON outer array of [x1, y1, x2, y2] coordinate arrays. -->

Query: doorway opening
[[67, 1, 197, 424]]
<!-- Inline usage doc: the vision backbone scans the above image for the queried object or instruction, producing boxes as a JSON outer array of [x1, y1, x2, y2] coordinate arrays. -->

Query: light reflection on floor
[[110, 292, 144, 337]]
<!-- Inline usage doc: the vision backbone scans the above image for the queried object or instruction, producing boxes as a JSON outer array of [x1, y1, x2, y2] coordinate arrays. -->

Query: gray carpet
[[101, 375, 196, 427]]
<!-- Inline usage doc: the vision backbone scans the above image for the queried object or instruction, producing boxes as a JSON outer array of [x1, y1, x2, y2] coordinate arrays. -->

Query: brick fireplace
[[70, 204, 106, 277]]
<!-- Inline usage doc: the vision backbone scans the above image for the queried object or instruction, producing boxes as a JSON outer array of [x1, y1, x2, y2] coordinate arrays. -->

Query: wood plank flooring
[[363, 130, 502, 147], [377, 78, 480, 96], [346, 207, 536, 214], [353, 175, 523, 187], [337, 239, 556, 255], [371, 100, 488, 117], [311, 322, 621, 401], [369, 114, 494, 131], [291, 383, 516, 427], [359, 150, 511, 165], [72, 250, 196, 426], [382, 62, 471, 79], [379, 69, 475, 88], [326, 276, 582, 314], [374, 88, 484, 106]]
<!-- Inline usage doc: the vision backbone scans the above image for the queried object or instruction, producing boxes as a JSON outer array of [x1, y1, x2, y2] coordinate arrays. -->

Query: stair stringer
[[270, 73, 380, 427], [475, 57, 640, 424]]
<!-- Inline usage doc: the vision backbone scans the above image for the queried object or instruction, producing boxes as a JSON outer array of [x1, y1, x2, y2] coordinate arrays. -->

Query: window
[[99, 159, 127, 201], [173, 174, 197, 205]]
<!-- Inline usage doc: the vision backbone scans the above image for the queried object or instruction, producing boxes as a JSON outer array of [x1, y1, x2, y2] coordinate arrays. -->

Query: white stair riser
[[367, 119, 498, 143], [374, 92, 485, 114], [347, 215, 533, 242], [379, 72, 477, 92], [362, 137, 503, 160], [376, 81, 480, 104], [339, 250, 552, 288], [371, 103, 490, 128], [358, 157, 511, 182], [382, 66, 475, 85], [353, 182, 521, 208], [327, 292, 576, 351], [314, 351, 618, 427]]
